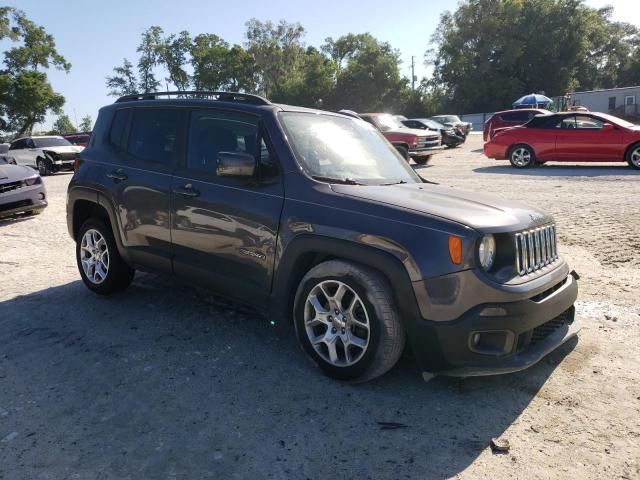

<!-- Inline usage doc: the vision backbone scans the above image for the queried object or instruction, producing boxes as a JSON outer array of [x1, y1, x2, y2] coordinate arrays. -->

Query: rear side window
[[127, 108, 181, 163], [109, 109, 129, 149]]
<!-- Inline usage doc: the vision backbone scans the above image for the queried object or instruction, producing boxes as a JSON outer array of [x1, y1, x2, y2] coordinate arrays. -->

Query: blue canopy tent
[[512, 93, 553, 109]]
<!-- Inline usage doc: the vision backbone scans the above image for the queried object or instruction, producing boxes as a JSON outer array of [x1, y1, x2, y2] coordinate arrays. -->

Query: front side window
[[187, 110, 261, 175], [279, 112, 420, 185], [127, 108, 180, 163], [32, 137, 71, 148]]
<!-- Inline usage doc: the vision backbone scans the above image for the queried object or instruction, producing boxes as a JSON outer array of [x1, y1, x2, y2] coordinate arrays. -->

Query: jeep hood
[[331, 182, 552, 232]]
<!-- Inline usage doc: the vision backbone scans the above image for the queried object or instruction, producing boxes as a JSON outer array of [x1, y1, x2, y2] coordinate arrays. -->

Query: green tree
[[106, 58, 138, 96], [158, 30, 191, 91], [50, 113, 75, 134], [428, 0, 640, 113], [191, 33, 232, 90], [3, 71, 64, 136], [323, 33, 407, 112], [137, 26, 162, 93], [78, 114, 93, 132], [0, 8, 69, 136], [244, 19, 307, 98]]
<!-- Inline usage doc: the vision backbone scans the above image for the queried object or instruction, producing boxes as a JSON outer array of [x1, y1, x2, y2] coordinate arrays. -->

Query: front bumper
[[409, 145, 445, 157], [0, 184, 47, 218], [52, 159, 75, 171], [407, 268, 579, 376]]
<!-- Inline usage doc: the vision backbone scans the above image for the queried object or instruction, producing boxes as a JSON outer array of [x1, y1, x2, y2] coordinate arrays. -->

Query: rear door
[[171, 108, 284, 306], [102, 106, 182, 273], [555, 115, 623, 161]]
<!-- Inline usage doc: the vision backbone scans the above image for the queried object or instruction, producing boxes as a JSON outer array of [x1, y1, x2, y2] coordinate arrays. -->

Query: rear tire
[[626, 143, 640, 170], [509, 144, 535, 168], [76, 218, 134, 295], [293, 260, 405, 382]]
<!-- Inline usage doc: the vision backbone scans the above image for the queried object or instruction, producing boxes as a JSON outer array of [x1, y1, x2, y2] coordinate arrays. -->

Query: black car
[[67, 91, 579, 382], [429, 115, 473, 136], [403, 118, 466, 148]]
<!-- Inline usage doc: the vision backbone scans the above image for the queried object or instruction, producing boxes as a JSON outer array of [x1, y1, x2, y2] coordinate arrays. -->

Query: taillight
[[73, 157, 80, 172]]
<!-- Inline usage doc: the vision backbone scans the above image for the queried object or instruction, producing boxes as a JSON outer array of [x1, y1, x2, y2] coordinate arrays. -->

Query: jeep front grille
[[514, 224, 558, 275]]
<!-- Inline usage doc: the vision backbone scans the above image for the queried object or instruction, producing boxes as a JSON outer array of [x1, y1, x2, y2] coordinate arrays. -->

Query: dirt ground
[[1, 134, 639, 479]]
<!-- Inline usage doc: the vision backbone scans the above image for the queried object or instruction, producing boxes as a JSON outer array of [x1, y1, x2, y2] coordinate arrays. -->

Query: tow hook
[[570, 270, 580, 281]]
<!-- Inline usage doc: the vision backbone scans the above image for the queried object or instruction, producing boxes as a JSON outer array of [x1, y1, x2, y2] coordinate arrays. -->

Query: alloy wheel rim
[[512, 148, 531, 167], [631, 147, 640, 167], [303, 280, 370, 367], [80, 229, 110, 285]]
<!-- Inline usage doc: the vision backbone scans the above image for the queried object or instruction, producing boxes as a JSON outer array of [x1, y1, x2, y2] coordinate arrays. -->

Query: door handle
[[173, 183, 199, 197], [106, 169, 127, 181]]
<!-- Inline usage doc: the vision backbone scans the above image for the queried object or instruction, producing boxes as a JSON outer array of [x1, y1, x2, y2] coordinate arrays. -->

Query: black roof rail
[[115, 91, 271, 105]]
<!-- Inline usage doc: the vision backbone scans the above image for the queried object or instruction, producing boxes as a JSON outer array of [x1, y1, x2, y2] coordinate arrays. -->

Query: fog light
[[39, 192, 45, 200], [469, 330, 514, 355]]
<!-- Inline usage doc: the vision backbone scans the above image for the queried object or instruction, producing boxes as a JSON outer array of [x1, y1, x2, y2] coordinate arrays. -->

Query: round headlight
[[478, 234, 496, 271]]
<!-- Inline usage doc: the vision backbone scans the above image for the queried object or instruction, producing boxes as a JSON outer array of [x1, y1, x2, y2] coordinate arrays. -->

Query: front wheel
[[395, 145, 409, 162], [627, 143, 640, 170], [37, 158, 51, 176], [293, 260, 405, 382], [76, 218, 135, 295], [509, 145, 535, 168], [413, 155, 431, 165]]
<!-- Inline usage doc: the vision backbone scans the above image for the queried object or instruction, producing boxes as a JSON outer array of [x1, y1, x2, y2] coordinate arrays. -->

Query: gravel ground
[[1, 135, 639, 479]]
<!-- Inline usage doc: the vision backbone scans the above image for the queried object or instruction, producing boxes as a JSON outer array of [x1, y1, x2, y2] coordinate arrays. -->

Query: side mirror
[[216, 151, 256, 177], [602, 123, 615, 131]]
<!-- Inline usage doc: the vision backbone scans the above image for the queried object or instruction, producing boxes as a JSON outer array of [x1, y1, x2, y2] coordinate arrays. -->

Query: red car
[[62, 133, 91, 148], [483, 108, 551, 141], [484, 112, 640, 169], [359, 113, 443, 164]]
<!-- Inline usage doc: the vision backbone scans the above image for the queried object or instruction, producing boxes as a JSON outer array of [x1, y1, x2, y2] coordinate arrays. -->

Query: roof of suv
[[110, 90, 348, 118]]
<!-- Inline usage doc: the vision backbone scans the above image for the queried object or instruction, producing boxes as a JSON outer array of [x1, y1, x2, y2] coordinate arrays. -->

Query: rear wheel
[[293, 260, 405, 382], [509, 144, 535, 168], [76, 218, 134, 295], [626, 143, 640, 170]]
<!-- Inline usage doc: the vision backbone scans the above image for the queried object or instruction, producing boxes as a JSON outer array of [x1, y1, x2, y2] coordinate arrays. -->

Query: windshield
[[279, 112, 421, 185], [33, 137, 72, 148], [417, 119, 445, 129], [373, 114, 405, 131], [433, 115, 461, 123]]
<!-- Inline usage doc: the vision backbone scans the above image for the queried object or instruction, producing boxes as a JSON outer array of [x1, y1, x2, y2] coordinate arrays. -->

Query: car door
[[102, 106, 181, 273], [555, 115, 623, 161], [171, 108, 284, 306]]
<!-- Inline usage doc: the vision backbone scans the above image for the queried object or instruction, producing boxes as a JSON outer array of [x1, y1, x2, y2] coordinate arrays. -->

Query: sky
[[4, 0, 639, 130]]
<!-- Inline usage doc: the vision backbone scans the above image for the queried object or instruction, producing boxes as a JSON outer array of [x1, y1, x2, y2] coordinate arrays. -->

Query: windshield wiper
[[380, 180, 408, 186], [311, 175, 364, 185]]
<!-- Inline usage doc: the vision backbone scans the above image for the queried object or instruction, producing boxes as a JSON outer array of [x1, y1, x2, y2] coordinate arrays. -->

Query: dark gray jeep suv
[[67, 91, 579, 382]]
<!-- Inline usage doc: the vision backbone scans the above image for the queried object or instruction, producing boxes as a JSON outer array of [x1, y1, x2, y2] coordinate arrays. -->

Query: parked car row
[[484, 111, 640, 169]]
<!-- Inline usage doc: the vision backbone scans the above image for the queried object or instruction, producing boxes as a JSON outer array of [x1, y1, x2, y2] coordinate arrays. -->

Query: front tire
[[395, 145, 409, 162], [37, 158, 52, 176], [293, 260, 405, 382], [413, 155, 431, 165], [626, 143, 640, 170], [76, 218, 134, 295], [509, 144, 535, 168]]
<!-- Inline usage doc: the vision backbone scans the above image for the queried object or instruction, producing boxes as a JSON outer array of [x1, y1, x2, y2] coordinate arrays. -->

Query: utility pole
[[411, 56, 416, 90]]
